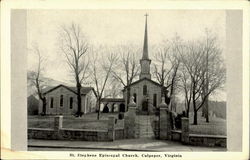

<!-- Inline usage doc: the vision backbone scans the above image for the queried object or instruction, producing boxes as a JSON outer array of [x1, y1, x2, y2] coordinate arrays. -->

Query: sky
[[27, 9, 226, 101]]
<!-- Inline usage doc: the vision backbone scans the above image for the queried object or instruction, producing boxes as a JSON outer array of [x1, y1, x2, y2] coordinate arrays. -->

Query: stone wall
[[189, 134, 226, 147], [124, 97, 138, 139], [123, 79, 162, 111], [158, 97, 171, 140], [152, 119, 159, 139], [171, 130, 182, 141], [115, 129, 125, 140], [40, 86, 78, 115], [28, 116, 126, 141], [40, 86, 96, 115], [28, 128, 109, 141], [168, 117, 227, 148]]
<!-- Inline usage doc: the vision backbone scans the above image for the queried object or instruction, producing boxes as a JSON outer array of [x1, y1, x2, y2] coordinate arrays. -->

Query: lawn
[[188, 112, 226, 136], [28, 113, 119, 130]]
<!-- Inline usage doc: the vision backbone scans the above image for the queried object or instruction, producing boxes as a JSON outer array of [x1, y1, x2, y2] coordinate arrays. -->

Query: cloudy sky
[[27, 9, 226, 100]]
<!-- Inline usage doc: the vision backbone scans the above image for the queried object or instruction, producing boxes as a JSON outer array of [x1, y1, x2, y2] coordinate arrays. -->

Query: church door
[[142, 100, 148, 112]]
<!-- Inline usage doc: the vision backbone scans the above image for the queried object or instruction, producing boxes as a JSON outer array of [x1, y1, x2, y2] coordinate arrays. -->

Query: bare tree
[[152, 36, 183, 110], [199, 31, 226, 122], [152, 45, 172, 96], [179, 34, 226, 125], [59, 23, 89, 116], [91, 49, 118, 120], [104, 80, 123, 98], [27, 45, 47, 115], [179, 61, 192, 117], [111, 46, 140, 110]]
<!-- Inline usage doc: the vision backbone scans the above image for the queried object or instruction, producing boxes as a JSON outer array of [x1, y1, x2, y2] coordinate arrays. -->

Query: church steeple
[[140, 13, 151, 80], [142, 13, 149, 59]]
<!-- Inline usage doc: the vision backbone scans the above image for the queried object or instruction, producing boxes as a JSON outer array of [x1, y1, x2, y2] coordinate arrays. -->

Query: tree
[[91, 49, 118, 120], [27, 45, 47, 115], [59, 23, 89, 116], [152, 36, 182, 110], [111, 46, 140, 110], [179, 33, 226, 125], [152, 45, 172, 96]]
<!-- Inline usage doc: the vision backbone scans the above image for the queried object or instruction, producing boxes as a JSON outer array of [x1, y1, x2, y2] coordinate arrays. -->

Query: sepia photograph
[[26, 10, 227, 151], [1, 0, 249, 160]]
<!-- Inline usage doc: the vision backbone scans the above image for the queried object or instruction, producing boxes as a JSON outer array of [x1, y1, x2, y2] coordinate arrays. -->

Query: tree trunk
[[161, 84, 164, 97], [186, 105, 189, 118], [97, 100, 101, 120], [193, 110, 198, 125], [205, 97, 209, 122], [76, 83, 82, 116], [192, 92, 198, 125], [201, 105, 205, 117]]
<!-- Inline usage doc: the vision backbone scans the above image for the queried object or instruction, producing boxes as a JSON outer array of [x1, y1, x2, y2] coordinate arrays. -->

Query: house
[[122, 15, 164, 114], [39, 84, 97, 115]]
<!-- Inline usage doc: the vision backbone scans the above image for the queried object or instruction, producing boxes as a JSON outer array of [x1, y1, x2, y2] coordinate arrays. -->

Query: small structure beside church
[[39, 84, 97, 115]]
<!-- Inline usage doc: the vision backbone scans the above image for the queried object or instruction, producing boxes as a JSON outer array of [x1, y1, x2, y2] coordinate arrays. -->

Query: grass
[[28, 113, 119, 130], [188, 112, 226, 136]]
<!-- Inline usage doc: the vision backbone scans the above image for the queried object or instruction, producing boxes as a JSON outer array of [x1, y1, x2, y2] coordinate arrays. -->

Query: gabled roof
[[42, 84, 96, 96], [122, 78, 165, 91]]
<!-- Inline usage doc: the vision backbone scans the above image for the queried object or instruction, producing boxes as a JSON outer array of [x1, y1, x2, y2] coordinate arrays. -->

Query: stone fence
[[169, 117, 226, 147], [28, 116, 125, 141]]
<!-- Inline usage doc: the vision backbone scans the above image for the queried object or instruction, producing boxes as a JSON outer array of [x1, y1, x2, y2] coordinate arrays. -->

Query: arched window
[[133, 93, 137, 103], [153, 94, 157, 107], [143, 85, 147, 95], [50, 97, 54, 108], [60, 95, 63, 107]]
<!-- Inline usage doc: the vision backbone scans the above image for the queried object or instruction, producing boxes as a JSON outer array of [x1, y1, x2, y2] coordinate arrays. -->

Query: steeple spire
[[140, 13, 151, 80], [142, 13, 149, 59]]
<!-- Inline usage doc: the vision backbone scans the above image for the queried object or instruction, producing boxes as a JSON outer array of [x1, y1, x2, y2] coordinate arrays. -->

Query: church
[[122, 15, 163, 114]]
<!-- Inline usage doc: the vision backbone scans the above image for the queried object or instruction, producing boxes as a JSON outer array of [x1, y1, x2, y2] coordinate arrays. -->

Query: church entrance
[[142, 100, 148, 112]]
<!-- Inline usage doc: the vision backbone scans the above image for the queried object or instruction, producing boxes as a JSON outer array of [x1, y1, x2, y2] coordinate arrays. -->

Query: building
[[123, 14, 163, 114], [39, 84, 97, 115]]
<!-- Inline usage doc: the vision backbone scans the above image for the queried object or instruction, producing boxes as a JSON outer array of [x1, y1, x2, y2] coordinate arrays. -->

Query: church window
[[60, 95, 63, 107], [69, 97, 73, 109], [133, 93, 137, 103], [143, 85, 147, 95], [50, 97, 54, 108], [153, 94, 157, 107]]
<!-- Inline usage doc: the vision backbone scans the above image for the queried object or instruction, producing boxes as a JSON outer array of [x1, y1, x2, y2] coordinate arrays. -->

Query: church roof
[[122, 77, 165, 91], [42, 84, 96, 96]]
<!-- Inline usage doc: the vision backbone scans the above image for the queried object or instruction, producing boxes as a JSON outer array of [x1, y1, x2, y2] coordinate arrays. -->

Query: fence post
[[124, 96, 137, 139], [181, 117, 189, 144], [108, 116, 115, 141], [54, 116, 63, 130], [159, 97, 167, 139], [159, 97, 171, 140]]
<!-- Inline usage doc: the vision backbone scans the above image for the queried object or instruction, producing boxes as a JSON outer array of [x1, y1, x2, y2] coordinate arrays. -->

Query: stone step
[[137, 115, 155, 138]]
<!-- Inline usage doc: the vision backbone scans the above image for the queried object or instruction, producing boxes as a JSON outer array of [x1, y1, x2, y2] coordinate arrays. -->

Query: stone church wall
[[39, 86, 96, 115], [123, 79, 162, 111]]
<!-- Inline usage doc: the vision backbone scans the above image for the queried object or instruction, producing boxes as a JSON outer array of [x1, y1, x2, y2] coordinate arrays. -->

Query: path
[[28, 139, 226, 151]]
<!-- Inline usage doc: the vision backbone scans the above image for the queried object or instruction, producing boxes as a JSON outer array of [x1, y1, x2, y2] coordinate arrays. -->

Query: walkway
[[28, 139, 226, 151], [136, 115, 154, 138]]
